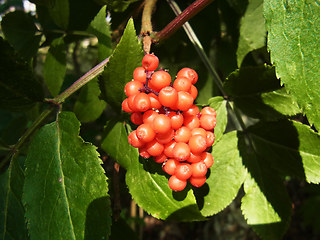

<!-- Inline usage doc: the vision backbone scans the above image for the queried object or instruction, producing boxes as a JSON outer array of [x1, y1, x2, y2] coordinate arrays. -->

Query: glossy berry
[[148, 93, 162, 109], [174, 126, 192, 143], [156, 129, 174, 144], [189, 176, 206, 188], [134, 92, 151, 112], [191, 161, 207, 178], [136, 123, 155, 143], [130, 112, 143, 125], [200, 114, 217, 130], [154, 153, 167, 163], [142, 54, 159, 71], [183, 104, 199, 117], [175, 163, 192, 180], [143, 110, 159, 125], [122, 98, 133, 113], [139, 147, 151, 159], [168, 175, 187, 191], [133, 66, 147, 83], [201, 152, 214, 168], [146, 139, 164, 156], [176, 91, 194, 111], [189, 135, 207, 154], [152, 114, 172, 134], [128, 130, 145, 148], [189, 85, 198, 100], [168, 111, 184, 130], [163, 158, 179, 175], [184, 115, 200, 130], [187, 152, 202, 163], [158, 86, 178, 109], [149, 70, 171, 91], [200, 106, 217, 117], [173, 142, 191, 161], [164, 140, 176, 158], [205, 131, 215, 147], [191, 127, 207, 137], [177, 67, 198, 84], [124, 80, 143, 97], [173, 77, 192, 92]]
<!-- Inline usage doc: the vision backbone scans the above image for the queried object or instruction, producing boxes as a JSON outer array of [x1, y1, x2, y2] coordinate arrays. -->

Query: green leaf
[[43, 0, 70, 30], [74, 79, 107, 123], [239, 132, 291, 239], [1, 11, 41, 59], [43, 37, 67, 97], [248, 120, 320, 184], [237, 0, 266, 66], [101, 121, 205, 221], [207, 96, 228, 142], [0, 38, 44, 111], [200, 131, 247, 216], [99, 18, 144, 111], [23, 112, 111, 240], [0, 156, 28, 240], [225, 66, 300, 120], [264, 0, 320, 130], [87, 5, 112, 61]]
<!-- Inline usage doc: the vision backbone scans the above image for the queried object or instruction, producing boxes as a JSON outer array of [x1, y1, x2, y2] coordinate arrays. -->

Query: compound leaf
[[264, 0, 320, 129], [23, 112, 111, 240]]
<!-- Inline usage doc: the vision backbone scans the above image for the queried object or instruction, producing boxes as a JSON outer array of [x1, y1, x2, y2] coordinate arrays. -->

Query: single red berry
[[154, 153, 167, 163], [152, 114, 172, 134], [146, 139, 164, 156], [189, 176, 206, 188], [189, 85, 198, 100], [205, 131, 215, 147], [158, 86, 178, 109], [168, 111, 184, 130], [156, 129, 174, 144], [122, 98, 133, 113], [136, 123, 156, 143], [201, 152, 214, 168], [184, 115, 200, 130], [149, 70, 171, 92], [173, 142, 191, 161], [200, 106, 217, 117], [183, 105, 199, 117], [128, 130, 145, 148], [163, 158, 179, 175], [176, 91, 194, 111], [164, 140, 176, 158], [173, 77, 192, 92], [142, 54, 159, 71], [168, 175, 187, 191], [175, 163, 193, 180], [177, 68, 198, 84], [134, 92, 151, 112], [124, 80, 143, 97], [130, 112, 143, 125], [187, 152, 202, 163], [174, 126, 191, 143], [143, 110, 159, 125], [148, 93, 162, 109], [133, 66, 147, 83], [199, 114, 217, 130], [189, 135, 207, 154], [191, 161, 207, 178], [191, 127, 207, 137], [139, 147, 151, 159]]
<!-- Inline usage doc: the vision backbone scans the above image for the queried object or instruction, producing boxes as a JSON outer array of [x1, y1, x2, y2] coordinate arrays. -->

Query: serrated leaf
[[0, 38, 44, 111], [87, 5, 112, 61], [1, 11, 41, 59], [73, 79, 106, 123], [200, 131, 247, 216], [43, 37, 66, 97], [99, 18, 143, 111], [0, 156, 28, 240], [23, 112, 111, 240], [207, 96, 227, 141], [237, 0, 266, 66], [101, 121, 205, 221], [239, 132, 291, 239], [225, 66, 300, 120], [264, 0, 320, 130], [248, 120, 320, 184]]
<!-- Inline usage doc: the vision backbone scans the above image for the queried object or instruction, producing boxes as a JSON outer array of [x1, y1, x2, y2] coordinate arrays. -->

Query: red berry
[[200, 106, 217, 117], [201, 152, 214, 168], [164, 140, 176, 158], [184, 115, 200, 130], [189, 85, 198, 100], [136, 123, 156, 143], [191, 161, 207, 177], [188, 135, 207, 154], [154, 153, 167, 163], [143, 110, 159, 125], [133, 67, 147, 83], [152, 114, 172, 134], [168, 111, 184, 130], [173, 142, 191, 161], [156, 129, 174, 144], [191, 127, 207, 137], [142, 54, 159, 71], [134, 92, 151, 112], [177, 67, 198, 84], [189, 176, 206, 187], [177, 91, 194, 111], [139, 147, 151, 158], [122, 98, 133, 113], [175, 163, 192, 180], [149, 70, 171, 92], [173, 77, 192, 92], [183, 105, 199, 117], [187, 152, 202, 163], [163, 158, 179, 175], [174, 126, 191, 143], [158, 86, 178, 109], [168, 175, 187, 191], [128, 130, 145, 148], [148, 93, 162, 109], [130, 112, 143, 125], [124, 80, 143, 97], [146, 139, 164, 156], [205, 131, 215, 147], [199, 114, 217, 130]]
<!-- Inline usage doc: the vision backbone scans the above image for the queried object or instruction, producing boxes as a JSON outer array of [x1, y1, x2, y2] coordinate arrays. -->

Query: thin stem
[[155, 0, 213, 41], [0, 108, 55, 171], [141, 0, 158, 53], [52, 57, 109, 104]]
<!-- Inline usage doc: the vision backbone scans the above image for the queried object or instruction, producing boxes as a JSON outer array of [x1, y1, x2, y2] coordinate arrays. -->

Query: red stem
[[155, 0, 213, 41]]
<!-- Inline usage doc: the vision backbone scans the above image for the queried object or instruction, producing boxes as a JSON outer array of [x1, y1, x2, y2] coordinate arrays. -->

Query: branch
[[141, 0, 158, 54], [155, 0, 214, 41]]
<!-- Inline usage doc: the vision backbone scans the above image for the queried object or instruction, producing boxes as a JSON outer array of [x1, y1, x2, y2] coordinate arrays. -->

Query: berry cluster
[[122, 54, 216, 191]]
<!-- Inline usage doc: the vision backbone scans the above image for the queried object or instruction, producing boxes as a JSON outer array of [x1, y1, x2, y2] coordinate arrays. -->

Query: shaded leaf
[[0, 156, 28, 240], [208, 96, 228, 142], [23, 112, 111, 240], [87, 5, 112, 61], [248, 120, 320, 184], [43, 37, 66, 97], [200, 131, 247, 216], [239, 131, 291, 239], [101, 121, 205, 221], [73, 79, 106, 123], [1, 11, 41, 59], [237, 0, 266, 66], [0, 38, 44, 111], [99, 18, 143, 111], [264, 0, 320, 129]]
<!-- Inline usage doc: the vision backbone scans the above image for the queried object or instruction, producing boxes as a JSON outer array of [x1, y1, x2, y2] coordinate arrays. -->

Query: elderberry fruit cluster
[[122, 54, 217, 191]]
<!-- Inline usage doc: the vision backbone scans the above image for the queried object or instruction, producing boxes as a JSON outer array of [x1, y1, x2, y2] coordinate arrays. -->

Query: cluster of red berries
[[122, 54, 216, 191]]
